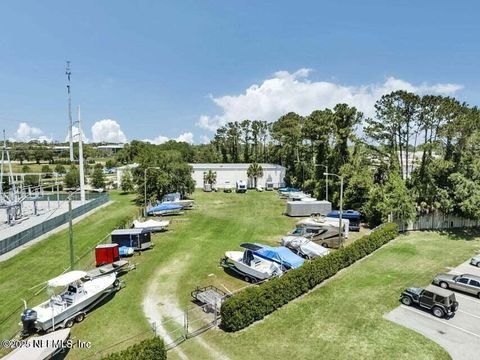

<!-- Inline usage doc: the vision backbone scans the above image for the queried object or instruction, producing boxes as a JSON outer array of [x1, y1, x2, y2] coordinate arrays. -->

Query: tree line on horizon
[[5, 90, 479, 226], [117, 90, 480, 226]]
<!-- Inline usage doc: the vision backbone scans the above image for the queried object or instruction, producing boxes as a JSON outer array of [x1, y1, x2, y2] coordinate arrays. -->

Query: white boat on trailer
[[222, 250, 283, 283], [21, 271, 119, 337]]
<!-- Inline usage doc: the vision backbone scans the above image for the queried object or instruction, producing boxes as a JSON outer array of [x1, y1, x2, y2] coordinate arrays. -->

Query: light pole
[[324, 172, 343, 245], [315, 164, 329, 201], [144, 167, 160, 216]]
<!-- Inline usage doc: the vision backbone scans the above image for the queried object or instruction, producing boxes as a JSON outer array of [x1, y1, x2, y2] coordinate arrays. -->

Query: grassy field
[[172, 232, 480, 360], [0, 192, 138, 348], [2, 190, 479, 360]]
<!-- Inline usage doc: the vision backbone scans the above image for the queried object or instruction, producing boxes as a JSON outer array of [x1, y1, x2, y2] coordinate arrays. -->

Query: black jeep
[[400, 286, 458, 318]]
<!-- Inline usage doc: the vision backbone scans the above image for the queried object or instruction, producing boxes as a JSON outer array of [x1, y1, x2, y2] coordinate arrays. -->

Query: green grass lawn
[[0, 192, 137, 349], [174, 231, 480, 360], [2, 190, 479, 360]]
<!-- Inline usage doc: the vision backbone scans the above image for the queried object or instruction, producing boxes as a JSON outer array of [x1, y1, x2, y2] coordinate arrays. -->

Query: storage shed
[[111, 228, 152, 250], [95, 244, 120, 266], [285, 200, 332, 217]]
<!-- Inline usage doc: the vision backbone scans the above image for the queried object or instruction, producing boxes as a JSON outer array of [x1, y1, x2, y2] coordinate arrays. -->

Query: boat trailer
[[191, 285, 231, 313], [86, 260, 135, 279], [220, 257, 263, 284]]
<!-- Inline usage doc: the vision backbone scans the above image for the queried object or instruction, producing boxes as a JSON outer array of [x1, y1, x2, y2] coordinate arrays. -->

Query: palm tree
[[203, 169, 217, 185], [247, 163, 263, 188]]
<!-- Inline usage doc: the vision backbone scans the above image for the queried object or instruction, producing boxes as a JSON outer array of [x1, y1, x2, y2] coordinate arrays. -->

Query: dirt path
[[142, 258, 231, 360]]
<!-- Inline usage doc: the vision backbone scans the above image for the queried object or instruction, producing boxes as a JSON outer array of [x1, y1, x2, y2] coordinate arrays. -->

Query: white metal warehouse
[[191, 163, 286, 189]]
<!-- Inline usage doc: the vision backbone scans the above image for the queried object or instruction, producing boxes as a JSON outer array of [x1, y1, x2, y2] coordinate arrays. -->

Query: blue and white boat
[[147, 203, 182, 216], [240, 243, 305, 270], [162, 193, 194, 209]]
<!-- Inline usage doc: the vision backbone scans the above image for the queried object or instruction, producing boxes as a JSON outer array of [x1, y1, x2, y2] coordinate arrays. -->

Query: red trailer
[[95, 244, 120, 266]]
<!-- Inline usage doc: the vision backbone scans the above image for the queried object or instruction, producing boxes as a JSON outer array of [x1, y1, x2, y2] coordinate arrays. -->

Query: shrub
[[220, 223, 399, 332], [100, 337, 166, 360]]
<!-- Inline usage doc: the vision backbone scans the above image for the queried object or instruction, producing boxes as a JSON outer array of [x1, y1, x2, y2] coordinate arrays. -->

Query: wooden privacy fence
[[395, 212, 480, 232]]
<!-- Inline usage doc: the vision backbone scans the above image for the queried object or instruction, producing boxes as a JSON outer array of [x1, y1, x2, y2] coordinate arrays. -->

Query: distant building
[[398, 151, 439, 178], [95, 144, 125, 155], [116, 162, 286, 190], [190, 163, 286, 189]]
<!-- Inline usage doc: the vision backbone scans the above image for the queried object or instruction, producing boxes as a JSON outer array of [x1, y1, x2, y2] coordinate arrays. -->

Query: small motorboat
[[223, 250, 283, 282], [2, 328, 71, 360], [133, 219, 170, 232], [119, 246, 135, 257], [162, 193, 195, 209], [281, 235, 330, 259], [146, 203, 182, 216], [278, 187, 301, 193], [241, 243, 305, 270], [21, 271, 118, 336]]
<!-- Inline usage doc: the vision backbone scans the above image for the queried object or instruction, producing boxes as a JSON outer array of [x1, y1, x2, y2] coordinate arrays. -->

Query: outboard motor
[[20, 309, 37, 337]]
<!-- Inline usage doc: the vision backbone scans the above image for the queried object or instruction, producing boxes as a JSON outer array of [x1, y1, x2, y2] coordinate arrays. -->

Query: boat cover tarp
[[281, 236, 330, 258], [278, 187, 300, 193], [327, 210, 361, 220], [147, 203, 182, 214], [48, 271, 87, 287], [133, 219, 169, 228], [252, 244, 304, 269]]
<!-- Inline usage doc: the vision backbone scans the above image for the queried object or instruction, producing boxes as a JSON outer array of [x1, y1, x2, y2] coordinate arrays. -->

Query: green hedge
[[100, 337, 166, 360], [220, 222, 399, 332]]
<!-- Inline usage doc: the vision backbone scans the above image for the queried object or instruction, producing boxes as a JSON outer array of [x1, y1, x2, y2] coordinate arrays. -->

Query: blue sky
[[0, 1, 478, 143]]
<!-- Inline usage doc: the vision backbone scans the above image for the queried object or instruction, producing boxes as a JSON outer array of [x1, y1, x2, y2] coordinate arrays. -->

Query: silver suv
[[432, 273, 480, 298]]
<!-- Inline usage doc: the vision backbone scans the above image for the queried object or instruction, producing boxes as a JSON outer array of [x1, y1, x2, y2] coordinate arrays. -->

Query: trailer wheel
[[321, 243, 328, 248], [244, 276, 251, 283], [113, 279, 120, 288], [75, 313, 85, 323], [250, 277, 258, 284], [64, 319, 74, 328]]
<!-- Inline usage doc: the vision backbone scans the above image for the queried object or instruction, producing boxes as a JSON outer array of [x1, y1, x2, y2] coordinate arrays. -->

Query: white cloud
[[65, 126, 89, 143], [143, 135, 169, 145], [176, 132, 194, 144], [143, 132, 195, 145], [197, 69, 464, 131], [91, 119, 127, 143], [12, 122, 52, 142]]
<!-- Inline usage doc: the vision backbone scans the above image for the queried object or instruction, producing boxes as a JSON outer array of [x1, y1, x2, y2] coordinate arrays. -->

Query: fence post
[[184, 307, 188, 335]]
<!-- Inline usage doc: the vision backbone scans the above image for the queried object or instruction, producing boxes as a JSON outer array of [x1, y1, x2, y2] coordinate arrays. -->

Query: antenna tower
[[66, 61, 74, 162]]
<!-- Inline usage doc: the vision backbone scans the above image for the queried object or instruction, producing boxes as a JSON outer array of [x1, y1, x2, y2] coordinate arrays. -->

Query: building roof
[[96, 144, 125, 150], [190, 163, 285, 170]]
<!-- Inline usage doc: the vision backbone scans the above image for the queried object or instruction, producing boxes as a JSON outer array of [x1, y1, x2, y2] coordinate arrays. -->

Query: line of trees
[[184, 91, 480, 226], [112, 90, 480, 225]]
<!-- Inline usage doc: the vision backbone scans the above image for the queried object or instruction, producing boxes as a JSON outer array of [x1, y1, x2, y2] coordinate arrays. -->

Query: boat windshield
[[291, 228, 303, 235]]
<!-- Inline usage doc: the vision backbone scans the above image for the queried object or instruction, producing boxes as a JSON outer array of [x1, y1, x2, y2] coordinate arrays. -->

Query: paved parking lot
[[385, 259, 480, 360]]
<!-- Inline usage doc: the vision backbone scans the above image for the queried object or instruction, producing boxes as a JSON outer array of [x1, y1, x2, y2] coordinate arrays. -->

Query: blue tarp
[[253, 245, 304, 269], [327, 210, 361, 220], [147, 203, 182, 215], [278, 187, 301, 193]]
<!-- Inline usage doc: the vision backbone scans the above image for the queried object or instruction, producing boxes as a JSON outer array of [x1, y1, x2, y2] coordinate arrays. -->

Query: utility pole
[[68, 197, 74, 269], [77, 106, 86, 204], [66, 61, 74, 162], [324, 172, 344, 246]]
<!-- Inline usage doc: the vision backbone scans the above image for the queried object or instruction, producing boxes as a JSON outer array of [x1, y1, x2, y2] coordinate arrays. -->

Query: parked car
[[470, 255, 480, 267], [400, 287, 458, 318], [224, 181, 233, 193], [432, 273, 480, 298]]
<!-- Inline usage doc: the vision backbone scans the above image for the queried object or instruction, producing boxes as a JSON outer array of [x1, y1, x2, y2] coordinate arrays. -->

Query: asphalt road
[[385, 259, 480, 360]]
